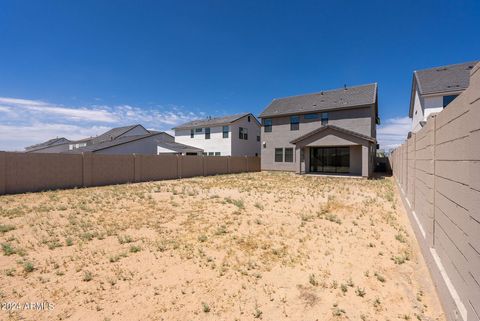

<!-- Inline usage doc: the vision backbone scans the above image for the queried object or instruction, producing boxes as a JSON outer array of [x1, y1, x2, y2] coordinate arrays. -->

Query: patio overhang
[[290, 125, 376, 178]]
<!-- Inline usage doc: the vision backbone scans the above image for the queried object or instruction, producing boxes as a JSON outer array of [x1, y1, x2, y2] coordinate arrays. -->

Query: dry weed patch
[[0, 172, 444, 321]]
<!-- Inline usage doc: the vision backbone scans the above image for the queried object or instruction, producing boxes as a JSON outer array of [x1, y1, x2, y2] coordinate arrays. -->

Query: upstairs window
[[239, 127, 248, 140], [321, 112, 329, 125], [215, 152, 221, 156], [304, 113, 319, 120], [290, 116, 299, 131], [190, 129, 194, 138], [205, 127, 210, 139], [257, 135, 260, 142], [263, 119, 272, 132], [247, 115, 251, 122], [222, 126, 229, 138], [443, 95, 458, 107], [195, 128, 202, 133]]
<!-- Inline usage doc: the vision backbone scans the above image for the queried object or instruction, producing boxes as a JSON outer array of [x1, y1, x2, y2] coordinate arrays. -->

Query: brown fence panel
[[246, 156, 261, 172], [407, 135, 416, 207], [137, 154, 179, 181], [467, 64, 480, 319], [179, 155, 204, 178], [415, 116, 435, 246], [4, 152, 83, 194], [90, 154, 135, 186], [204, 156, 229, 176], [390, 63, 480, 321], [229, 156, 247, 173]]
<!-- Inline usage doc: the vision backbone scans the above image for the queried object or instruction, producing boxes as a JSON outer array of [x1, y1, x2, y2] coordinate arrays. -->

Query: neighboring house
[[26, 124, 202, 155], [173, 113, 261, 156], [409, 61, 478, 133], [259, 83, 378, 177], [24, 137, 72, 153], [70, 130, 202, 155]]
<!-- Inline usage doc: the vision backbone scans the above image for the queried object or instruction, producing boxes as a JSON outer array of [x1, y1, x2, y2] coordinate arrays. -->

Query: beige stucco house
[[259, 83, 379, 177]]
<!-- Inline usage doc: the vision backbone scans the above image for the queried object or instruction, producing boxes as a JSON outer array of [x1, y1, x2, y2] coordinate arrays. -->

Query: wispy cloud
[[377, 116, 411, 150], [0, 96, 205, 151], [0, 97, 118, 122]]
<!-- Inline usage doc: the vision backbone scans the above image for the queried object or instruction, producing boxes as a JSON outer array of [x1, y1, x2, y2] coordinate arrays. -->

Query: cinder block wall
[[0, 154, 261, 195], [389, 63, 480, 321]]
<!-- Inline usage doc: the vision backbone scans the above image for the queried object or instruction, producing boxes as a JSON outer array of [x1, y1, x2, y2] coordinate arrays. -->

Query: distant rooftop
[[259, 83, 377, 118], [90, 124, 146, 144], [68, 132, 164, 153], [173, 113, 252, 130], [25, 137, 70, 152], [414, 61, 478, 95]]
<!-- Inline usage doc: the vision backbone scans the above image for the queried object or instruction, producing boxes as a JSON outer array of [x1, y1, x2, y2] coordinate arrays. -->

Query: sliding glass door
[[309, 147, 350, 173]]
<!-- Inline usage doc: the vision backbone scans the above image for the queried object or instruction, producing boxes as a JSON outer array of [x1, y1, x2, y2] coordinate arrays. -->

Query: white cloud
[[0, 96, 205, 151], [377, 116, 411, 150], [0, 97, 118, 123], [0, 123, 111, 151]]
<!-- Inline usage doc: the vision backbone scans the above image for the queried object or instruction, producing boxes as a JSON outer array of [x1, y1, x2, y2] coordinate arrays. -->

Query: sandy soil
[[0, 172, 445, 321]]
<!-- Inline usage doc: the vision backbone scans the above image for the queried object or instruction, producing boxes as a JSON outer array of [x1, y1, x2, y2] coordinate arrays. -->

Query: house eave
[[259, 103, 376, 120]]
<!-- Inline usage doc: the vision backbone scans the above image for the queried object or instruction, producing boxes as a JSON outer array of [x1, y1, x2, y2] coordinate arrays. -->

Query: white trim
[[411, 210, 426, 239], [430, 248, 467, 321]]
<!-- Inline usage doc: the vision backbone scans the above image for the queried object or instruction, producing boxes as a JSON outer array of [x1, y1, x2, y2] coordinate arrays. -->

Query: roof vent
[[344, 84, 347, 90], [467, 65, 474, 70], [436, 67, 448, 71], [320, 91, 324, 95]]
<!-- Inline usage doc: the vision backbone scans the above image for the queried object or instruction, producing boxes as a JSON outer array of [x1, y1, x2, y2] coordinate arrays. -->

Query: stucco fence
[[389, 63, 480, 321], [0, 153, 260, 195]]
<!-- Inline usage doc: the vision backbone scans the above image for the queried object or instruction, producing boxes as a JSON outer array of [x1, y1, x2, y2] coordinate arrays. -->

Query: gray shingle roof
[[290, 125, 376, 144], [259, 83, 377, 118], [408, 61, 478, 118], [157, 141, 203, 153], [25, 137, 71, 151], [173, 113, 253, 130], [91, 124, 147, 144], [68, 132, 164, 153], [414, 61, 478, 95], [68, 132, 201, 154]]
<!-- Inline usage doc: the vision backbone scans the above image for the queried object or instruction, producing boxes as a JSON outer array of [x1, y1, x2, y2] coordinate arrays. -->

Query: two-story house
[[259, 83, 378, 177], [409, 61, 478, 133], [173, 113, 261, 156]]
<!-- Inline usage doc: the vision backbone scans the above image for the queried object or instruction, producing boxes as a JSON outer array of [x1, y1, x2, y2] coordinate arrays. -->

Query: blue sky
[[0, 0, 479, 150]]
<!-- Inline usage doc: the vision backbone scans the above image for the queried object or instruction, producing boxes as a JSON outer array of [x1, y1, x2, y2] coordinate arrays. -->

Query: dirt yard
[[0, 172, 445, 321]]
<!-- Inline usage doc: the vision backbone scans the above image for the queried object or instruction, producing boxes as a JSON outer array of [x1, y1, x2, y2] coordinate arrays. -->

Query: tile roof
[[290, 125, 376, 144], [259, 83, 377, 118], [414, 61, 478, 95], [173, 113, 253, 130]]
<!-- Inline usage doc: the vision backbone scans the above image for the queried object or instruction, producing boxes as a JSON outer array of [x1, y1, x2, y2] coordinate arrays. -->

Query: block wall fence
[[390, 63, 480, 321], [0, 153, 260, 195]]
